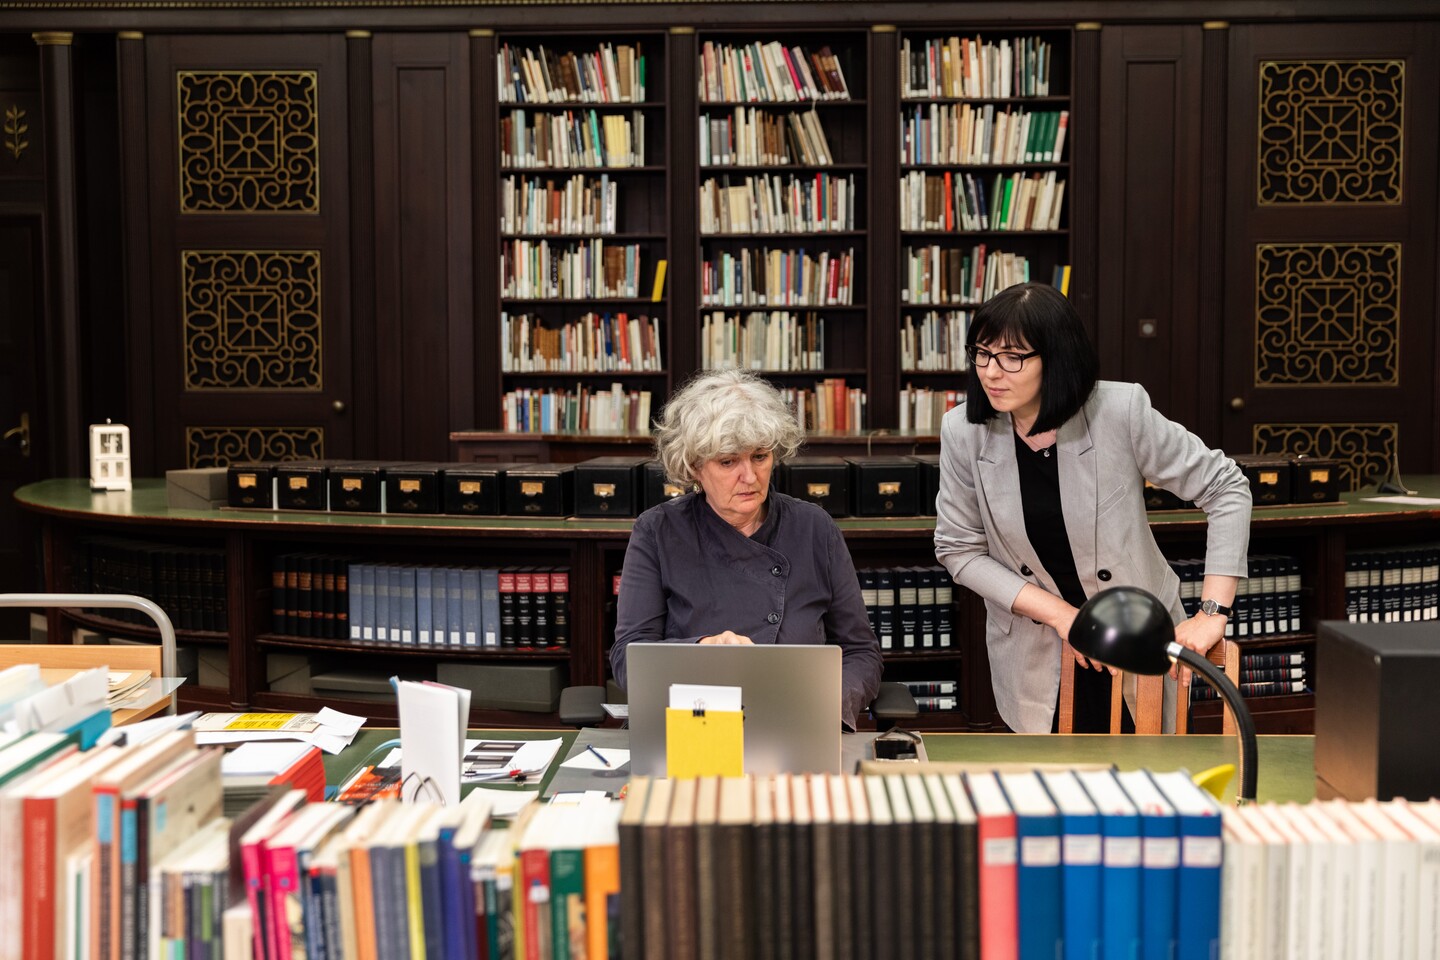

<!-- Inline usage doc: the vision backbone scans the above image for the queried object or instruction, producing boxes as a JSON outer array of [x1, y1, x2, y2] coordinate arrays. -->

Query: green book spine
[[999, 177, 1016, 230], [550, 846, 586, 960]]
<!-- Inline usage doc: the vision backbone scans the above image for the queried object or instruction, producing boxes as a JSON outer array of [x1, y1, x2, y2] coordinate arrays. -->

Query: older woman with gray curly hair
[[610, 369, 883, 730]]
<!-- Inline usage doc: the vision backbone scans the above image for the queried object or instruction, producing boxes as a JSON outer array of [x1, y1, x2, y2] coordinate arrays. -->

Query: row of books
[[271, 554, 351, 639], [901, 104, 1069, 166], [903, 244, 1033, 306], [1344, 544, 1440, 623], [497, 42, 647, 104], [620, 767, 1221, 960], [898, 384, 964, 433], [900, 169, 1066, 233], [502, 384, 653, 434], [501, 240, 646, 300], [701, 310, 827, 372], [699, 172, 858, 235], [74, 537, 229, 633], [699, 107, 836, 167], [699, 40, 851, 103], [700, 247, 856, 307], [367, 565, 570, 650], [1191, 649, 1309, 701], [900, 677, 962, 712], [500, 175, 623, 236], [500, 312, 664, 373], [859, 566, 956, 652], [900, 310, 971, 373], [901, 34, 1056, 99], [1169, 554, 1304, 639], [777, 380, 867, 434], [500, 109, 648, 169]]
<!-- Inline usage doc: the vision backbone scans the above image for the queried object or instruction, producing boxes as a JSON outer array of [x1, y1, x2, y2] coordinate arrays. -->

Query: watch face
[[1201, 600, 1218, 615]]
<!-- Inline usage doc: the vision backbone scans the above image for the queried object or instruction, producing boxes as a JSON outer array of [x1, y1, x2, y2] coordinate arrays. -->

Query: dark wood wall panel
[[371, 33, 473, 461], [1097, 26, 1203, 427]]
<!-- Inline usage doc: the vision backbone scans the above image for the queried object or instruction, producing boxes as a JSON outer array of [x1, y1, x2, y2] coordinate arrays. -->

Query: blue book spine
[[430, 566, 449, 650], [462, 568, 483, 647], [416, 567, 433, 646], [359, 564, 376, 641], [398, 566, 417, 645], [1101, 811, 1142, 960], [480, 568, 501, 648], [390, 566, 408, 645], [1140, 811, 1179, 960], [374, 563, 391, 642], [1016, 810, 1063, 960], [348, 562, 363, 640], [1061, 810, 1102, 960], [1175, 812, 1222, 960], [437, 827, 469, 958], [418, 837, 446, 959], [446, 568, 464, 646]]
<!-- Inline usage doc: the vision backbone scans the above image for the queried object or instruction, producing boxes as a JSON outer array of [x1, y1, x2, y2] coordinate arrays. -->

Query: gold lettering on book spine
[[1254, 243, 1399, 386], [185, 426, 324, 469], [178, 70, 319, 213], [182, 249, 323, 390], [1257, 60, 1402, 205], [1252, 423, 1396, 492]]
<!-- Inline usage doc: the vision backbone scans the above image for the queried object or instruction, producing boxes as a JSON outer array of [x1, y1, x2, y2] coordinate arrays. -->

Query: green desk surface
[[324, 730, 1313, 806], [17, 476, 1440, 534]]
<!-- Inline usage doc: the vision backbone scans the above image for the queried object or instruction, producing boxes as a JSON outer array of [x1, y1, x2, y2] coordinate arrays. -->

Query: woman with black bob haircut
[[934, 282, 1252, 733]]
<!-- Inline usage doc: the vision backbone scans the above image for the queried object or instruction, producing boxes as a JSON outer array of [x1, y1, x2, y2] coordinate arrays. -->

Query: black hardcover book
[[921, 776, 959, 960], [916, 567, 938, 650], [498, 568, 518, 648], [531, 568, 552, 645], [550, 569, 571, 648], [858, 569, 880, 640], [902, 776, 938, 960], [885, 777, 918, 960], [864, 778, 896, 960], [773, 777, 795, 960], [1240, 651, 1306, 669], [284, 555, 302, 637], [514, 567, 535, 647], [790, 778, 814, 960], [874, 570, 898, 653], [897, 568, 920, 651], [272, 555, 290, 634], [335, 561, 350, 641], [934, 568, 955, 649], [847, 781, 872, 960], [753, 779, 779, 960], [618, 778, 650, 960]]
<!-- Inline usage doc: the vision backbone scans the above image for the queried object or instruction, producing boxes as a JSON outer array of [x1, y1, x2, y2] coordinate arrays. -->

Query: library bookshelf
[[19, 477, 1440, 733]]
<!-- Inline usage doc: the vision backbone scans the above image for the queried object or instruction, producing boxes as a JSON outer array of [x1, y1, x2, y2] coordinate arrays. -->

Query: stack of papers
[[374, 737, 564, 784], [191, 708, 365, 755], [106, 670, 153, 706]]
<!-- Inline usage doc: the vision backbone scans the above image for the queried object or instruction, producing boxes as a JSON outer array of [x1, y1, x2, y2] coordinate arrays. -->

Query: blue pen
[[585, 744, 611, 768]]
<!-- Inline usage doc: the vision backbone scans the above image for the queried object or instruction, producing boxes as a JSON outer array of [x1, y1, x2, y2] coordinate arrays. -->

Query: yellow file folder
[[665, 707, 744, 778]]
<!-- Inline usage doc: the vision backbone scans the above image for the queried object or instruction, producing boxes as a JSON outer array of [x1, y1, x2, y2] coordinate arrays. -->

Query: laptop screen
[[625, 643, 843, 776]]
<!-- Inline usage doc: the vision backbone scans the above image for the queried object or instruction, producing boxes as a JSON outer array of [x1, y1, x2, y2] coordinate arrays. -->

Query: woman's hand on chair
[[1171, 614, 1227, 685]]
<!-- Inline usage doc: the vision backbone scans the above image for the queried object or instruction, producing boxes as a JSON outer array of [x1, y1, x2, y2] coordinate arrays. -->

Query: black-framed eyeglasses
[[966, 345, 1040, 373]]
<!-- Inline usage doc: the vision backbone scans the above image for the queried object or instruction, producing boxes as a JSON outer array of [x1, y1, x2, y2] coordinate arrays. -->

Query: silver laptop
[[626, 642, 843, 776]]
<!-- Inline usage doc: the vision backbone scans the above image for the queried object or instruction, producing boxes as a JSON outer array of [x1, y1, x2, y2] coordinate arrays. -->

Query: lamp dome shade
[[1069, 586, 1175, 675]]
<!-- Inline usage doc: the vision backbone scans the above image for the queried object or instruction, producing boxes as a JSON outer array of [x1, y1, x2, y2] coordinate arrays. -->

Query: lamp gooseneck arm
[[1169, 643, 1258, 804]]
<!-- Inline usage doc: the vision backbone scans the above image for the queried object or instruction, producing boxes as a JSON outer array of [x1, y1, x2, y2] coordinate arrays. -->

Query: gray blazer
[[934, 380, 1252, 733]]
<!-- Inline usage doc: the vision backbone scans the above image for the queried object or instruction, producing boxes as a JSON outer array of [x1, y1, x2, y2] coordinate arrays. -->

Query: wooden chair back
[[1057, 638, 1239, 735], [0, 643, 163, 675]]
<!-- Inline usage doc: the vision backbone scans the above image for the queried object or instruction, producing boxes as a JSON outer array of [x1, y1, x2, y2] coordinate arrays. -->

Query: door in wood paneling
[[139, 35, 353, 469], [1221, 23, 1439, 489]]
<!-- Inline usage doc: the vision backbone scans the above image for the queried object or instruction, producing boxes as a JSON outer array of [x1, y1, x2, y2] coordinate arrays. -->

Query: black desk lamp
[[1070, 586, 1258, 804]]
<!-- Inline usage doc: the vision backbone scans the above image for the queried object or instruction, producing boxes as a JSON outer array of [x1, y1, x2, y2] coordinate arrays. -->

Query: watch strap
[[1200, 598, 1232, 617]]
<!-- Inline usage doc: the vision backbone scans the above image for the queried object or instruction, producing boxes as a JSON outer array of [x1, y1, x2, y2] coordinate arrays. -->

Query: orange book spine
[[583, 843, 621, 960], [350, 846, 378, 960]]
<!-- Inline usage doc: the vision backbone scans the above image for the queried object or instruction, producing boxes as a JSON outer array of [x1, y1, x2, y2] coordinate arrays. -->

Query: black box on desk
[[1314, 620, 1440, 801], [574, 457, 646, 517], [227, 462, 277, 509], [442, 463, 507, 516], [908, 454, 941, 516], [328, 461, 386, 513], [384, 462, 449, 515], [1231, 454, 1292, 507], [1289, 456, 1341, 504], [275, 461, 331, 511], [504, 463, 575, 517], [167, 467, 228, 510], [437, 662, 564, 713], [780, 457, 850, 517], [643, 460, 687, 510], [846, 457, 920, 517]]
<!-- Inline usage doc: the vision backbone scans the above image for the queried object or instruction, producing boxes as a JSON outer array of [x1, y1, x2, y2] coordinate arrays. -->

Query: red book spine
[[24, 797, 56, 960]]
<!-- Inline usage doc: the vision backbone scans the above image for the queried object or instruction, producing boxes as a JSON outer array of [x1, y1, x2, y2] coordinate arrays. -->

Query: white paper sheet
[[466, 786, 540, 818], [560, 746, 630, 771], [1363, 495, 1440, 505], [669, 683, 742, 711]]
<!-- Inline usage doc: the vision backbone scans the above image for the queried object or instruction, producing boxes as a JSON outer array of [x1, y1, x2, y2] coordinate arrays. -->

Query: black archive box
[[1231, 454, 1292, 506], [643, 460, 688, 510], [1315, 620, 1440, 801], [780, 457, 850, 517], [1142, 480, 1195, 512], [504, 463, 576, 517], [275, 461, 331, 511], [226, 462, 277, 509], [1289, 456, 1341, 504], [908, 454, 941, 516], [328, 461, 386, 513], [442, 463, 507, 516], [384, 462, 450, 515], [846, 456, 920, 517], [574, 457, 647, 518]]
